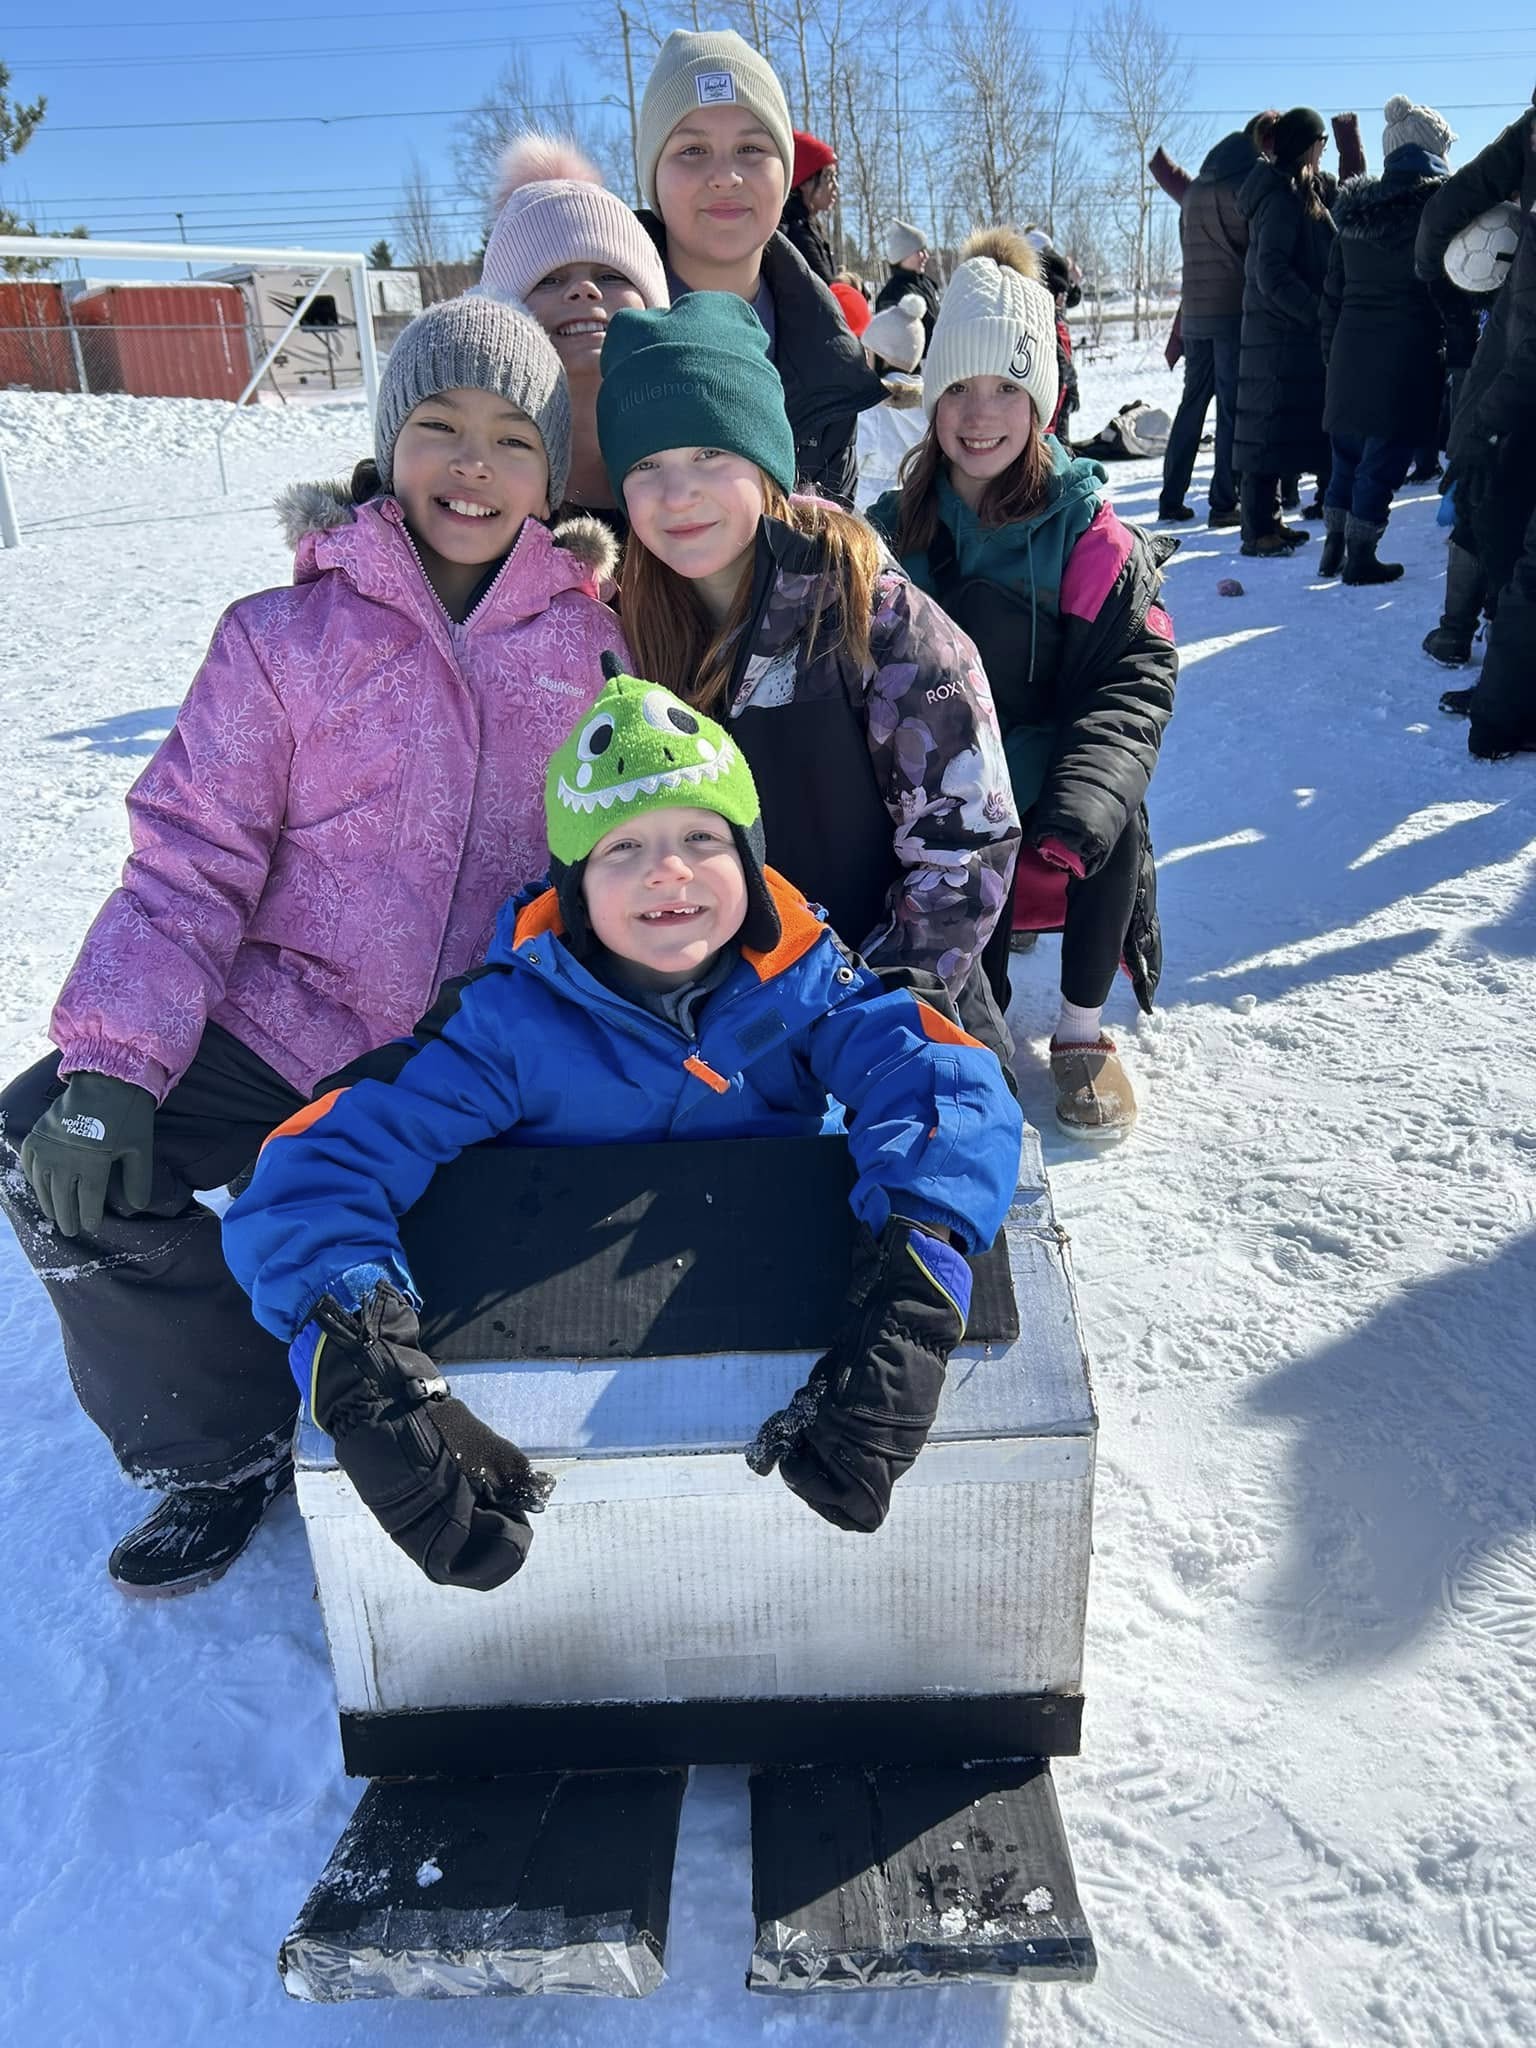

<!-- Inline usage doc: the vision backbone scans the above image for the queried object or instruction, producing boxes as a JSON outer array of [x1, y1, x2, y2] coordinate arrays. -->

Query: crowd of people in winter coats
[[10, 22, 1531, 1609], [1154, 89, 1536, 760]]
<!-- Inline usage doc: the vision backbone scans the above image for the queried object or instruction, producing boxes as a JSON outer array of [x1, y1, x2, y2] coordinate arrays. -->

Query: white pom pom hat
[[480, 132, 668, 310], [922, 255, 1059, 429]]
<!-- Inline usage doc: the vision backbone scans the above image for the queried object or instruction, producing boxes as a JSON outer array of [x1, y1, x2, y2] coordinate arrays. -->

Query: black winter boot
[[1440, 688, 1474, 717], [1341, 516, 1403, 585], [1318, 506, 1347, 577], [1421, 543, 1485, 666], [108, 1459, 294, 1597]]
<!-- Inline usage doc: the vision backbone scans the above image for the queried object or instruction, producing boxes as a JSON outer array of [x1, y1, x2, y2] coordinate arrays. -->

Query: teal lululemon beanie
[[596, 292, 797, 500]]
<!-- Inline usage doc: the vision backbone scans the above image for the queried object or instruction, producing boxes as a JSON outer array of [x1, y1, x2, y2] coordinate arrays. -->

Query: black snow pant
[[0, 1022, 304, 1491], [1060, 809, 1146, 1012], [1467, 500, 1536, 755]]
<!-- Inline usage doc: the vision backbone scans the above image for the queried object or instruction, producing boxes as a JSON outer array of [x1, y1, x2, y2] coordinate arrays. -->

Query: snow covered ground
[[2, 341, 1534, 2046]]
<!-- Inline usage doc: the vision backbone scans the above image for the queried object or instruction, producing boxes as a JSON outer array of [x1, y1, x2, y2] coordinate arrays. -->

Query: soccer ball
[[1443, 202, 1522, 294]]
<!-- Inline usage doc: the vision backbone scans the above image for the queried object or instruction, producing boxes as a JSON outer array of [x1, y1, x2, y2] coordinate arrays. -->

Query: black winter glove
[[746, 1220, 972, 1532], [20, 1071, 156, 1237], [294, 1284, 553, 1591]]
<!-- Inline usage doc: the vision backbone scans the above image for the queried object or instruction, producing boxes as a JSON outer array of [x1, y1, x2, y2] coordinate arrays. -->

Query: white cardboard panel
[[303, 1445, 1094, 1715], [295, 1135, 1098, 1720]]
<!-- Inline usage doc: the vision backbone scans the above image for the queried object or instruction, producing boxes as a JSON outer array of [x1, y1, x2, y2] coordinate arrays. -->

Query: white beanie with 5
[[922, 256, 1059, 428]]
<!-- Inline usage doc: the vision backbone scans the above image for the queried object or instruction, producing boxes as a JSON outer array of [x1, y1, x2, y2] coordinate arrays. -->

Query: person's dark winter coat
[[637, 211, 887, 507], [876, 264, 941, 351], [1180, 128, 1259, 332], [779, 188, 836, 284], [1418, 103, 1536, 754], [1234, 159, 1337, 479], [869, 452, 1177, 1011], [1321, 149, 1449, 444]]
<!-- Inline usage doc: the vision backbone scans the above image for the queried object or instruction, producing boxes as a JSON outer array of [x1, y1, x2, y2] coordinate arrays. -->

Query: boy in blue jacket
[[223, 658, 1022, 1589]]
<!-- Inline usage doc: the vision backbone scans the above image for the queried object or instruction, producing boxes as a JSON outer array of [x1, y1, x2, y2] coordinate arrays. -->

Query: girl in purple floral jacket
[[0, 296, 626, 1596], [596, 293, 1020, 1060]]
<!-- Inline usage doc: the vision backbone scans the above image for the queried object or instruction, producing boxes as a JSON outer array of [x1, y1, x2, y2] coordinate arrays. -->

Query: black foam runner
[[403, 1134, 1018, 1364]]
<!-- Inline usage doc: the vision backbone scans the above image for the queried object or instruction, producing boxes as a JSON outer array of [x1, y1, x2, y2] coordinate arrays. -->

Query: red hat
[[792, 129, 837, 189], [829, 281, 870, 337]]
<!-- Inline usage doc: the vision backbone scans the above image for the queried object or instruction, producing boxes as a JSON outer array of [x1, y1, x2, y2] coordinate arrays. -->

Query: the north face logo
[[695, 70, 737, 105], [1009, 333, 1034, 381], [61, 1114, 107, 1142]]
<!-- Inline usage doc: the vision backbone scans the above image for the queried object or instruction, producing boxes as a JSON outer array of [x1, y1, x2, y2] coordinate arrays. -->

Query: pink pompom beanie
[[480, 133, 669, 310]]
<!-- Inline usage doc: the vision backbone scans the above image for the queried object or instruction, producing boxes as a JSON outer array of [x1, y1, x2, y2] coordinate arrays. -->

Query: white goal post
[[0, 235, 386, 535]]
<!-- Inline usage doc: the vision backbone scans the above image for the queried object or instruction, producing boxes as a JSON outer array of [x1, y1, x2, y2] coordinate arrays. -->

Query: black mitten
[[747, 1220, 971, 1532], [294, 1284, 553, 1591]]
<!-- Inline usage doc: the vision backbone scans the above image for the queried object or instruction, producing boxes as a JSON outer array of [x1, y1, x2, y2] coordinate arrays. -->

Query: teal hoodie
[[868, 440, 1108, 625], [869, 442, 1110, 810]]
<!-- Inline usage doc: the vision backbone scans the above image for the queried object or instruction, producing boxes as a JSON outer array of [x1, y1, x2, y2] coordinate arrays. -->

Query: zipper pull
[[683, 1052, 731, 1095]]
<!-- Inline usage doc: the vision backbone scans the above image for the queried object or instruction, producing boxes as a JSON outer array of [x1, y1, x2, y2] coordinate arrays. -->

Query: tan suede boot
[[1050, 1036, 1138, 1139]]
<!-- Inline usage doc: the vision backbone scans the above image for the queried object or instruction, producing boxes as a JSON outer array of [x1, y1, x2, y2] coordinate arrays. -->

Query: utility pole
[[175, 210, 193, 279], [619, 6, 641, 208]]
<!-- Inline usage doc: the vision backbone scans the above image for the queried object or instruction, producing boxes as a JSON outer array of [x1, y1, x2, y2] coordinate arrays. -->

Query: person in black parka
[[1417, 94, 1536, 756], [1318, 98, 1455, 584], [780, 128, 839, 285], [876, 219, 942, 354], [1157, 115, 1269, 524], [1235, 108, 1338, 556]]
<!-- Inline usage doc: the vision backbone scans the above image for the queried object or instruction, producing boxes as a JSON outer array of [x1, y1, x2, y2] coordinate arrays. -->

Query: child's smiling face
[[391, 385, 551, 567], [582, 806, 748, 989]]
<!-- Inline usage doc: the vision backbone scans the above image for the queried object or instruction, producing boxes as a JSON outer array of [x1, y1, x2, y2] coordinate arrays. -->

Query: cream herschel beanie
[[637, 30, 794, 211], [922, 257, 1059, 427]]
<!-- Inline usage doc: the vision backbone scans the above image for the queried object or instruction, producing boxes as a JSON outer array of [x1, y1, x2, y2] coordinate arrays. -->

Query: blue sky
[[3, 2, 1533, 278]]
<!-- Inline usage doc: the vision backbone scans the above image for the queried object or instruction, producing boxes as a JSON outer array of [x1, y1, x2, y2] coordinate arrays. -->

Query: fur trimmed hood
[[274, 474, 619, 587], [1331, 171, 1445, 244]]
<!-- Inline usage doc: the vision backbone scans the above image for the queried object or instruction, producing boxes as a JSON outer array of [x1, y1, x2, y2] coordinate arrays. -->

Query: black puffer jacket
[[1180, 129, 1259, 332], [876, 265, 941, 352], [1418, 110, 1536, 458], [637, 211, 887, 508], [1321, 153, 1448, 443], [779, 190, 836, 284], [1234, 160, 1336, 478]]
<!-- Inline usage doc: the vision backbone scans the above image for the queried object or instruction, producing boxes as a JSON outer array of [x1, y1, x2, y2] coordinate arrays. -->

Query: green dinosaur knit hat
[[544, 654, 781, 953]]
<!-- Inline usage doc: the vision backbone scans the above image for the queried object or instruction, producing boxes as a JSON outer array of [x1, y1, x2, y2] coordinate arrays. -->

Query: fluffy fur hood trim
[[275, 477, 619, 586]]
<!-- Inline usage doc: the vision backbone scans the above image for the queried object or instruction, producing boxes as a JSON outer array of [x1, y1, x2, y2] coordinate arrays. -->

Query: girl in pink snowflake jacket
[[0, 295, 627, 1597]]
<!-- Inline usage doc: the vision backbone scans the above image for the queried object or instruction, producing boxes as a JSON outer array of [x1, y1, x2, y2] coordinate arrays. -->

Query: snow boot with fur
[[1318, 506, 1347, 577], [1341, 517, 1403, 585], [108, 1459, 294, 1597], [1422, 543, 1485, 666], [1050, 1037, 1137, 1139]]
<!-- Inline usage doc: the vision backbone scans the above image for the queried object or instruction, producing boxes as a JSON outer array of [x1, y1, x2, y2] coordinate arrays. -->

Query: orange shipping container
[[0, 280, 75, 393], [69, 283, 252, 401]]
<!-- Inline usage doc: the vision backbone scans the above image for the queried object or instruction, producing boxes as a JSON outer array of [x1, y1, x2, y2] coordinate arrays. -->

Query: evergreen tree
[[368, 238, 394, 269], [1, 58, 84, 278]]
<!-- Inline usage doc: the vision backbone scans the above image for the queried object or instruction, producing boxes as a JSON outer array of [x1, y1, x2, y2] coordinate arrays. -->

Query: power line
[[10, 31, 603, 73], [42, 97, 1530, 138], [3, 1, 556, 26]]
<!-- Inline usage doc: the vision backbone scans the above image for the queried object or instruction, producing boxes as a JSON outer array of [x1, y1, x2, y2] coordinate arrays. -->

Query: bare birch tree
[[940, 0, 1049, 227], [1087, 0, 1192, 337], [394, 156, 462, 302]]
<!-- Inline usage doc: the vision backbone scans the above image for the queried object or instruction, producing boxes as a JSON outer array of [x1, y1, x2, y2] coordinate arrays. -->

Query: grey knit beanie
[[885, 218, 928, 264], [374, 295, 572, 505], [1382, 95, 1456, 161], [637, 29, 794, 211]]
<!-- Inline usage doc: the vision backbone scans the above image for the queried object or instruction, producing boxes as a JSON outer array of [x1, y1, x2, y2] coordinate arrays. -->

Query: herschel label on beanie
[[696, 71, 737, 105]]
